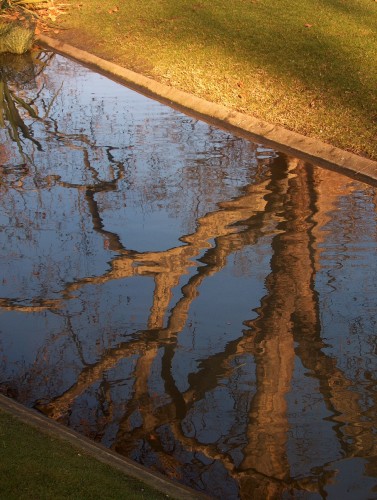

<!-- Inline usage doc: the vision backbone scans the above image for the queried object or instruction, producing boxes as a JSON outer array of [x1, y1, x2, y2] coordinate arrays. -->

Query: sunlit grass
[[48, 0, 376, 158]]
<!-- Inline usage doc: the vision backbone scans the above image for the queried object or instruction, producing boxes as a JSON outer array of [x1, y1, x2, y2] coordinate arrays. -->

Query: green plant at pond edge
[[0, 0, 50, 54], [0, 18, 36, 54]]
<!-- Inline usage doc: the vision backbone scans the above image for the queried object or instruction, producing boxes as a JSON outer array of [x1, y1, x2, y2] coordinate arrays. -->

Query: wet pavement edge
[[0, 395, 208, 499], [37, 35, 377, 186]]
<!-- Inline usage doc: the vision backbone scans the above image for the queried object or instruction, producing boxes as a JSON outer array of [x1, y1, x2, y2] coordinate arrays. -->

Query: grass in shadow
[[0, 410, 169, 499]]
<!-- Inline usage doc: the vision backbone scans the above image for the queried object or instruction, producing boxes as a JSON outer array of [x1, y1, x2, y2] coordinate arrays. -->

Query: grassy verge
[[0, 410, 167, 499], [45, 0, 377, 160]]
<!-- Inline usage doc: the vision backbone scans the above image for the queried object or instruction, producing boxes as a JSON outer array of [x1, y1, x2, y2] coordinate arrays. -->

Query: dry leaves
[[108, 5, 119, 14], [34, 1, 67, 33]]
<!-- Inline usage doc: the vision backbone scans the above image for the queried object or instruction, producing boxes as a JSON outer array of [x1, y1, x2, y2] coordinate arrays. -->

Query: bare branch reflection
[[0, 52, 376, 499]]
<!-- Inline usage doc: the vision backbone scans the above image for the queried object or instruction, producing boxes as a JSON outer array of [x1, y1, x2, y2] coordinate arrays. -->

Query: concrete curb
[[0, 395, 207, 499], [37, 34, 377, 186]]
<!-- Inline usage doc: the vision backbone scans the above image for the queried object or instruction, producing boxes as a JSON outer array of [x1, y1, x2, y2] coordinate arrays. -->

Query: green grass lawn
[[0, 410, 167, 499], [49, 0, 377, 159]]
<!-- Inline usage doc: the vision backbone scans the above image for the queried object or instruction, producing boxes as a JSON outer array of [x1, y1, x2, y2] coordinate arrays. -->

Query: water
[[0, 49, 376, 499]]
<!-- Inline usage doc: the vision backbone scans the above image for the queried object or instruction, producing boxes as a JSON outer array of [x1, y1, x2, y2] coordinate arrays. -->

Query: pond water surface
[[0, 50, 376, 499]]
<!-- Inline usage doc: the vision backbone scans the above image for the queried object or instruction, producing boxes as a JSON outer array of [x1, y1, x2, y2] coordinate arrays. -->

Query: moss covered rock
[[0, 12, 36, 54]]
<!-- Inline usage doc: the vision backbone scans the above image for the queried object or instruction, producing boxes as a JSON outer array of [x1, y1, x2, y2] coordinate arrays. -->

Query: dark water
[[0, 50, 376, 499]]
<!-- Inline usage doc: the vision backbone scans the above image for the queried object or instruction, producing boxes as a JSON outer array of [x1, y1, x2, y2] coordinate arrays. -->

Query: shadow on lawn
[[121, 0, 376, 141], [173, 1, 375, 111]]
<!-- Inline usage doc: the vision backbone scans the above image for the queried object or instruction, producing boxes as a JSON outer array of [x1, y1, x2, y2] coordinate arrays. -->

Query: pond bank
[[37, 34, 377, 186], [0, 395, 205, 499]]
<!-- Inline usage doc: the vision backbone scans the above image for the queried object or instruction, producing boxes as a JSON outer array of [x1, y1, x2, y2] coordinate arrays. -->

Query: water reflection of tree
[[17, 158, 371, 497], [0, 53, 376, 498], [0, 51, 55, 158]]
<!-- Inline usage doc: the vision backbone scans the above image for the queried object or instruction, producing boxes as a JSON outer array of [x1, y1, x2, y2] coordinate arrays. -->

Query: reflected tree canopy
[[0, 52, 376, 499]]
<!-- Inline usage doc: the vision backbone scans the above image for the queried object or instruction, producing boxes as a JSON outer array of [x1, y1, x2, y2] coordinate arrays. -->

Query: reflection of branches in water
[[0, 161, 29, 192], [3, 150, 375, 498], [1, 73, 376, 497], [28, 157, 306, 495], [0, 76, 43, 154], [60, 311, 90, 368], [1, 50, 118, 176], [237, 163, 376, 496], [0, 50, 57, 162], [113, 160, 376, 497], [109, 157, 290, 493], [30, 159, 280, 425], [0, 159, 272, 314], [1, 156, 373, 496]]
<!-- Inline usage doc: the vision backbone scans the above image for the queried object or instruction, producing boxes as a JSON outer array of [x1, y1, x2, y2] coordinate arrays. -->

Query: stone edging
[[0, 395, 208, 500], [36, 35, 377, 185]]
